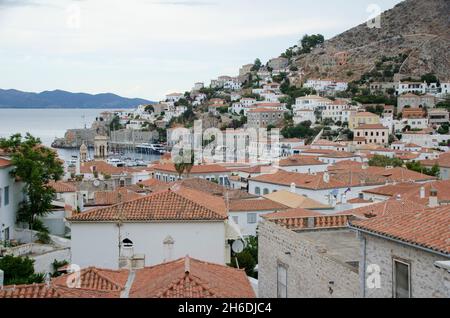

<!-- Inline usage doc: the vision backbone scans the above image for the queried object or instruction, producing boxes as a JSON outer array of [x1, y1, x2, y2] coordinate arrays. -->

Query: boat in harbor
[[136, 143, 167, 155]]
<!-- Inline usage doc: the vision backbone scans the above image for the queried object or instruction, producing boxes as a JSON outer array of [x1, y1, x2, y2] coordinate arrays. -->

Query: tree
[[299, 34, 324, 54], [368, 155, 403, 167], [0, 134, 64, 229], [251, 58, 262, 72], [109, 115, 123, 131], [421, 73, 438, 85], [144, 105, 155, 113], [0, 255, 44, 285]]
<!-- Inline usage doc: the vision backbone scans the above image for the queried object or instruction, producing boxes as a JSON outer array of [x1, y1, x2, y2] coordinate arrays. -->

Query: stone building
[[258, 210, 360, 298], [247, 108, 285, 129], [94, 135, 108, 160], [350, 205, 450, 298]]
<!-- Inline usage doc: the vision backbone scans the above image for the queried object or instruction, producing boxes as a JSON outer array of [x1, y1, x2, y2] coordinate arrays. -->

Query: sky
[[0, 0, 404, 101]]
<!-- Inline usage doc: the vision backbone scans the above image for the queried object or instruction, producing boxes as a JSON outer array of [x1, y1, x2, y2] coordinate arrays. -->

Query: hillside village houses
[[3, 51, 450, 299], [397, 93, 436, 112]]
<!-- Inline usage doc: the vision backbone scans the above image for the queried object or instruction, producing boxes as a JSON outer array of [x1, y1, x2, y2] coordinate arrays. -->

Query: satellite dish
[[93, 180, 100, 187], [232, 240, 245, 254]]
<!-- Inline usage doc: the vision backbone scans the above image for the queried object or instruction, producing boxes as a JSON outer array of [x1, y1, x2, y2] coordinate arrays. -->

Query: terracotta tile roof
[[52, 267, 129, 292], [171, 178, 256, 200], [0, 284, 61, 298], [93, 188, 143, 206], [421, 152, 450, 168], [248, 107, 284, 113], [153, 164, 229, 174], [250, 168, 435, 191], [130, 257, 255, 298], [48, 180, 77, 193], [138, 178, 169, 190], [80, 161, 126, 175], [351, 205, 450, 255], [279, 155, 325, 167], [68, 186, 227, 222], [0, 157, 12, 168], [344, 198, 426, 219], [354, 124, 388, 130], [364, 180, 450, 205], [1, 258, 255, 299], [229, 198, 289, 212], [237, 165, 273, 174]]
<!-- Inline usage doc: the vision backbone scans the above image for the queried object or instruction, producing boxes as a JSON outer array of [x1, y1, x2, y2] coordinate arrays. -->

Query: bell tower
[[94, 135, 108, 160]]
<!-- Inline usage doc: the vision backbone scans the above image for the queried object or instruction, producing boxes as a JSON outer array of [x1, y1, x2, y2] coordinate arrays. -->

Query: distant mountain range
[[0, 89, 153, 109]]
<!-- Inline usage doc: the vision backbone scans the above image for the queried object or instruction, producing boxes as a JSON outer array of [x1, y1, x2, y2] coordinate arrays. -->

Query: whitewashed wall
[[70, 221, 227, 269]]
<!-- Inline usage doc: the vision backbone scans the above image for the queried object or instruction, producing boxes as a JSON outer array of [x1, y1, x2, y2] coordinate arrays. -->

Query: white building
[[304, 79, 348, 93], [0, 158, 22, 241], [69, 186, 234, 269], [228, 199, 288, 237], [321, 100, 352, 122], [294, 95, 331, 111], [294, 110, 316, 124], [165, 93, 183, 103]]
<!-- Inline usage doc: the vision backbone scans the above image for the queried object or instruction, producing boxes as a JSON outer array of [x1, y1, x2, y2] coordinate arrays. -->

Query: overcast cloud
[[0, 0, 403, 100]]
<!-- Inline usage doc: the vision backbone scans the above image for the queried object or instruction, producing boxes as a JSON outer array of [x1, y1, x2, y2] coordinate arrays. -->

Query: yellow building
[[349, 112, 381, 129]]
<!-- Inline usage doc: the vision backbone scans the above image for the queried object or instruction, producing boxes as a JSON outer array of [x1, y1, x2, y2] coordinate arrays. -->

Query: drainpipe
[[0, 269, 4, 288], [361, 234, 367, 298]]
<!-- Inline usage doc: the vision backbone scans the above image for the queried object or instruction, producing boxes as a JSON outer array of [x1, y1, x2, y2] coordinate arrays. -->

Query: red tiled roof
[[229, 199, 288, 212], [250, 167, 435, 190], [279, 156, 325, 167], [93, 188, 143, 206], [0, 158, 12, 168], [1, 258, 255, 298], [48, 180, 77, 193], [354, 124, 388, 130], [351, 205, 450, 255], [0, 284, 61, 298], [52, 267, 129, 292], [363, 180, 450, 205], [152, 164, 229, 174], [421, 152, 450, 168], [80, 161, 126, 175], [130, 257, 255, 298], [344, 198, 426, 219], [68, 186, 227, 222]]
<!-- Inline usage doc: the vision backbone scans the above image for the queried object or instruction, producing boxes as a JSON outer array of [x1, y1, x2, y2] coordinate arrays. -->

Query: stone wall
[[258, 220, 360, 298], [360, 233, 449, 298]]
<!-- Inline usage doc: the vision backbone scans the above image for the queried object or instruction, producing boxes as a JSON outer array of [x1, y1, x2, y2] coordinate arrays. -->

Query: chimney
[[341, 193, 347, 204], [0, 269, 4, 287], [323, 172, 330, 184], [395, 194, 402, 201], [290, 183, 296, 193], [420, 186, 426, 199], [184, 255, 191, 274], [429, 189, 439, 208]]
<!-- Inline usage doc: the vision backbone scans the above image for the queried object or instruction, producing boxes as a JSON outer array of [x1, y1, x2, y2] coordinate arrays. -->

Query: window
[[232, 216, 239, 224], [247, 213, 257, 224], [277, 264, 288, 298], [263, 188, 269, 195], [4, 186, 9, 206], [255, 187, 261, 195], [393, 259, 411, 298]]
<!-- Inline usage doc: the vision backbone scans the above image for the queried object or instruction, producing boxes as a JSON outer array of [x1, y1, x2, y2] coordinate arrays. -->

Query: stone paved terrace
[[293, 229, 360, 272]]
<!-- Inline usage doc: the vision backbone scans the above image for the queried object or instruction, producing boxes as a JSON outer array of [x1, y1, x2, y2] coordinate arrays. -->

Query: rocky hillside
[[295, 0, 450, 82]]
